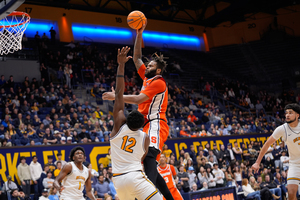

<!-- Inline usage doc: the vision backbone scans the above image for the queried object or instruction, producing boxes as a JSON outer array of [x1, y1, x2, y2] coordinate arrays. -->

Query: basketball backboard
[[0, 0, 25, 20]]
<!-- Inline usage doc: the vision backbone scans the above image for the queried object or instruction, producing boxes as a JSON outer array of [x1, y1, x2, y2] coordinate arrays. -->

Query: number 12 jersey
[[110, 124, 147, 174]]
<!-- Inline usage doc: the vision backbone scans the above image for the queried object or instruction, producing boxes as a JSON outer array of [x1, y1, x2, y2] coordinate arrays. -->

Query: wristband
[[116, 75, 124, 78]]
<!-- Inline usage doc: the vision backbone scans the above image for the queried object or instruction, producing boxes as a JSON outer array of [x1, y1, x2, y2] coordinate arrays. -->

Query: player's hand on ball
[[251, 162, 260, 173], [102, 87, 115, 101], [137, 23, 147, 35]]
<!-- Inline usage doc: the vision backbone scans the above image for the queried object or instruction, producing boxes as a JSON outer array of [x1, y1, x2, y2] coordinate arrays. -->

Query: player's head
[[69, 146, 85, 162], [126, 110, 144, 131], [145, 53, 167, 78], [159, 154, 167, 164], [284, 103, 300, 124]]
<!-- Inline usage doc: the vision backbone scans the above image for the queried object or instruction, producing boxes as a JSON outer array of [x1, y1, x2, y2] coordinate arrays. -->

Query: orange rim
[[1, 11, 30, 28]]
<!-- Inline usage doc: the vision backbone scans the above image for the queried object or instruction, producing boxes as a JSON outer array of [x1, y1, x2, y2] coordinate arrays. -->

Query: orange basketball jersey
[[137, 64, 168, 122], [157, 164, 183, 200]]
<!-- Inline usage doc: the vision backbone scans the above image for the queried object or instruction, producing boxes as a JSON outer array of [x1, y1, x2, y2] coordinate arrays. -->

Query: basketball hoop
[[0, 11, 30, 55]]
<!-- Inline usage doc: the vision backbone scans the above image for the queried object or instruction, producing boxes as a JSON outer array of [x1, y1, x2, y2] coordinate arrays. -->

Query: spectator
[[190, 183, 198, 192], [187, 167, 197, 189], [94, 106, 103, 119], [49, 27, 56, 44], [162, 144, 172, 159], [274, 172, 288, 199], [53, 161, 62, 177], [206, 166, 216, 188], [17, 157, 31, 198], [10, 189, 25, 200], [226, 143, 235, 163], [234, 166, 242, 186], [260, 175, 281, 200], [48, 187, 58, 200], [2, 175, 18, 200], [43, 115, 52, 126], [200, 182, 208, 191], [30, 155, 43, 200], [280, 150, 289, 171], [95, 174, 111, 198], [39, 189, 49, 200], [43, 128, 57, 144], [177, 165, 190, 192], [242, 178, 261, 200], [42, 171, 54, 190], [54, 153, 67, 167], [189, 145, 197, 165], [232, 142, 242, 163], [47, 156, 56, 173], [212, 163, 224, 188], [67, 136, 73, 144]]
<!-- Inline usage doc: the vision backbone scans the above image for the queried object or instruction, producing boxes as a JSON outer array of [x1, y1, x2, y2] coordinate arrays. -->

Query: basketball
[[127, 10, 147, 30]]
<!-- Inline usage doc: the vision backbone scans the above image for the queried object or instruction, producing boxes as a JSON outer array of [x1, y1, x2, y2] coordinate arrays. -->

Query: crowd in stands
[[0, 140, 291, 200], [159, 140, 288, 199], [0, 153, 117, 200], [0, 37, 299, 146]]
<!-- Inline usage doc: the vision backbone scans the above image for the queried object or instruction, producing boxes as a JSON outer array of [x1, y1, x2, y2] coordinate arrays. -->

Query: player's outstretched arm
[[110, 47, 131, 138], [102, 88, 149, 105], [133, 24, 146, 71], [53, 163, 72, 192], [85, 170, 97, 200], [251, 136, 276, 173]]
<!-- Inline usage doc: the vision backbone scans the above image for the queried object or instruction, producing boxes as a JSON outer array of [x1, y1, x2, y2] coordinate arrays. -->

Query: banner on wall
[[0, 133, 272, 184], [189, 186, 237, 200]]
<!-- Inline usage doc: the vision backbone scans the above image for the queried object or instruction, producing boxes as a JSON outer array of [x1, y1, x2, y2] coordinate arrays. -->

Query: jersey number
[[164, 177, 169, 183], [121, 135, 136, 153], [78, 182, 81, 190]]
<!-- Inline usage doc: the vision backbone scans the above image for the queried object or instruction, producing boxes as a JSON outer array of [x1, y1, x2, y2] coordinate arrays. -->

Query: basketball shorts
[[143, 119, 169, 152], [287, 163, 300, 185], [112, 171, 162, 200]]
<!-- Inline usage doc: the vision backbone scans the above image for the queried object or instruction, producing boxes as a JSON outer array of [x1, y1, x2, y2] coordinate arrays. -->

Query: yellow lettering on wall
[[259, 137, 267, 144], [201, 141, 208, 148], [216, 140, 224, 150], [0, 154, 7, 182], [89, 146, 110, 172], [243, 138, 250, 148], [250, 138, 256, 142], [229, 139, 236, 147], [6, 153, 19, 184], [179, 143, 187, 151], [31, 152, 36, 157], [20, 152, 31, 158], [193, 141, 201, 153], [174, 143, 180, 160], [210, 141, 215, 148], [43, 151, 53, 164], [54, 150, 65, 161], [236, 139, 243, 147]]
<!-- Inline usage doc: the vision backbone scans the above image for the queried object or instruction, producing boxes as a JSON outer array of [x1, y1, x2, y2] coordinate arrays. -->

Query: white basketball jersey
[[110, 124, 147, 174], [60, 162, 89, 200], [272, 122, 300, 165]]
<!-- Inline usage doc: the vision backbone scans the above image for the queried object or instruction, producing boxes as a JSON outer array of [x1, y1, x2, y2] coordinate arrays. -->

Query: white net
[[0, 12, 30, 55]]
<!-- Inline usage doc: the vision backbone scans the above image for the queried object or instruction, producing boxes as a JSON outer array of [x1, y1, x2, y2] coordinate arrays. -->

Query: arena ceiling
[[24, 0, 300, 27]]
